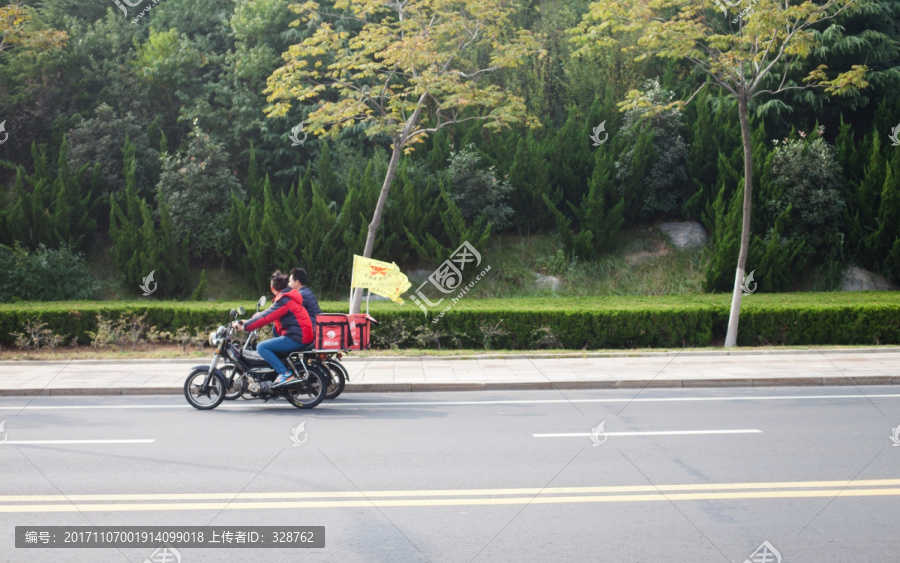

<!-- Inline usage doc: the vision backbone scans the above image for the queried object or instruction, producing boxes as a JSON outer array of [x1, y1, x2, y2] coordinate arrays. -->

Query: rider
[[232, 270, 313, 387], [289, 267, 322, 330]]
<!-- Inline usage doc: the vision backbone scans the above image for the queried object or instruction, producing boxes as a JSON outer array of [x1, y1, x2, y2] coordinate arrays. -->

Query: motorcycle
[[184, 296, 329, 410], [223, 309, 349, 401]]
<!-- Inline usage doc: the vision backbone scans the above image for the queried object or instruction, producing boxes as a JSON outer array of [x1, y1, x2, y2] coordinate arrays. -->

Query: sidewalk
[[0, 347, 898, 396]]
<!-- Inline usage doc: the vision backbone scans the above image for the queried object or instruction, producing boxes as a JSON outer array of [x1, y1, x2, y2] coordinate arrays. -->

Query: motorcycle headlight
[[209, 331, 219, 347]]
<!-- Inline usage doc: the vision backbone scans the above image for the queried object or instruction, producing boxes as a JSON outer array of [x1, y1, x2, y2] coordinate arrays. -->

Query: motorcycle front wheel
[[284, 365, 328, 409], [184, 369, 226, 410]]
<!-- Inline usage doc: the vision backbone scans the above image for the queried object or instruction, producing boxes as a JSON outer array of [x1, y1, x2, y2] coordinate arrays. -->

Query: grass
[[471, 227, 708, 298]]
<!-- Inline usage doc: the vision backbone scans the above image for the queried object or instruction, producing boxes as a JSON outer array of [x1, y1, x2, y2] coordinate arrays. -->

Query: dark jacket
[[299, 286, 322, 326], [245, 289, 313, 345]]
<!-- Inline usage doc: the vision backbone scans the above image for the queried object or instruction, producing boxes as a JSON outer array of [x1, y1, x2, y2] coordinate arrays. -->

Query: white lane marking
[[533, 429, 762, 438], [2, 439, 155, 445], [1, 393, 899, 410]]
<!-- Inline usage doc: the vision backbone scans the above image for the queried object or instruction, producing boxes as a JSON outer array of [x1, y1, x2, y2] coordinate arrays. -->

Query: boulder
[[659, 221, 708, 249], [534, 273, 562, 292], [840, 266, 895, 291]]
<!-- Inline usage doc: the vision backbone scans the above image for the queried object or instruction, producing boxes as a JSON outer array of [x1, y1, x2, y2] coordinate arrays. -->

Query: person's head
[[270, 270, 289, 295], [289, 267, 308, 289]]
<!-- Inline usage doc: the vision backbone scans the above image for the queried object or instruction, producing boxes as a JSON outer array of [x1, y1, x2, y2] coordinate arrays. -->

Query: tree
[[445, 145, 513, 229], [0, 3, 67, 55], [157, 126, 244, 260], [614, 78, 688, 222], [264, 0, 543, 313], [572, 0, 868, 346]]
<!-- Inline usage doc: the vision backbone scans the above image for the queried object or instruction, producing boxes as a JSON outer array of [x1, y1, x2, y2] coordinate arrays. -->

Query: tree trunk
[[350, 137, 404, 314], [724, 93, 754, 348]]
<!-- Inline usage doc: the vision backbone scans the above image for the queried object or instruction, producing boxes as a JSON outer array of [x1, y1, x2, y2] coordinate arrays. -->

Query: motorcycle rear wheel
[[283, 364, 328, 409], [324, 359, 348, 399]]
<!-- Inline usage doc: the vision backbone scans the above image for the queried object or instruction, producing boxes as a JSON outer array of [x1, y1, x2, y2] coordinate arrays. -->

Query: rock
[[534, 273, 562, 291], [840, 266, 895, 291], [659, 221, 708, 249]]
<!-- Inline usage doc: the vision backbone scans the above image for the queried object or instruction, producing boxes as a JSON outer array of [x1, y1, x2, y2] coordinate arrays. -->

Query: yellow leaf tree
[[265, 0, 543, 313], [572, 0, 869, 346], [0, 3, 66, 55]]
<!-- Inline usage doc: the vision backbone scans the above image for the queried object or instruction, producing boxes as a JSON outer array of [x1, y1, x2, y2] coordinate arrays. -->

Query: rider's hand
[[232, 321, 244, 331]]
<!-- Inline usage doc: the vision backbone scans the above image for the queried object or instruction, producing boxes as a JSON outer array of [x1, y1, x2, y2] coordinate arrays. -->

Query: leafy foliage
[[0, 243, 99, 302]]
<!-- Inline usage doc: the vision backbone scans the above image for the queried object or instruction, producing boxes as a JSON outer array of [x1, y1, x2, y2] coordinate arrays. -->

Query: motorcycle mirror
[[237, 306, 246, 316], [257, 296, 267, 310], [229, 309, 236, 319]]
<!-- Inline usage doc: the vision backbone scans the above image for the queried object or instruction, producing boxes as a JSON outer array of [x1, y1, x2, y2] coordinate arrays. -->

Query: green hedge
[[1, 293, 899, 348]]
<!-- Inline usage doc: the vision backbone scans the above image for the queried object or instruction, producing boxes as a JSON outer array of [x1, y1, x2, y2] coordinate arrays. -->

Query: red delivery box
[[348, 314, 377, 350], [314, 314, 354, 350]]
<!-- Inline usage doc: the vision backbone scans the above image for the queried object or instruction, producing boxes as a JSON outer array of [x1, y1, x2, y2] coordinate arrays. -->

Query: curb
[[1, 376, 897, 396], [2, 346, 899, 366]]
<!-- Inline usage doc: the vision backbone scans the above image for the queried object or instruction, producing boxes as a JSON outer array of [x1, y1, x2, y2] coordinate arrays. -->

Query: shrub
[[2, 295, 900, 350], [13, 319, 65, 351], [0, 244, 99, 302]]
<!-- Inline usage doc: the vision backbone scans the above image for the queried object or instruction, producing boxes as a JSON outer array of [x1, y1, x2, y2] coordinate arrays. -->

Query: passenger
[[232, 270, 313, 386], [289, 267, 322, 330]]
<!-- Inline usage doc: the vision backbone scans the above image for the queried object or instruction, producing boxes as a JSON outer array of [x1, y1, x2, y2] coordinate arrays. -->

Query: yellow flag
[[350, 255, 412, 304]]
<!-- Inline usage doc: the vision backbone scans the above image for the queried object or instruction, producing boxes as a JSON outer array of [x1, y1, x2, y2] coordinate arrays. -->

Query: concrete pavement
[[0, 347, 898, 395]]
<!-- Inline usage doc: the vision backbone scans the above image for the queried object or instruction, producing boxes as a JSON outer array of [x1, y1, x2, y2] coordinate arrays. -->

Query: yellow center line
[[2, 479, 900, 503], [1, 488, 900, 513]]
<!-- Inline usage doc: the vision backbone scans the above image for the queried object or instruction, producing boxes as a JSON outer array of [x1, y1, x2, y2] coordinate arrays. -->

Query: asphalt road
[[1, 387, 899, 562]]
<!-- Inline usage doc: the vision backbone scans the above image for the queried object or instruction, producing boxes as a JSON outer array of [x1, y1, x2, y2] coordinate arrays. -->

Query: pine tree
[[317, 142, 340, 204], [617, 125, 656, 224], [543, 147, 624, 260], [869, 148, 900, 280], [191, 269, 208, 300], [703, 181, 743, 292], [52, 138, 96, 251], [856, 134, 887, 266], [508, 131, 556, 233], [683, 91, 717, 221]]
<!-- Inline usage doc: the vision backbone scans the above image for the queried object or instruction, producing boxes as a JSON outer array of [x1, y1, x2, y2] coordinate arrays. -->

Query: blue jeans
[[256, 336, 304, 375]]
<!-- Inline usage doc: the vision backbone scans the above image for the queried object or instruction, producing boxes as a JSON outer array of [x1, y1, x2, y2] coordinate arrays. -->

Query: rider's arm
[[244, 298, 290, 332]]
